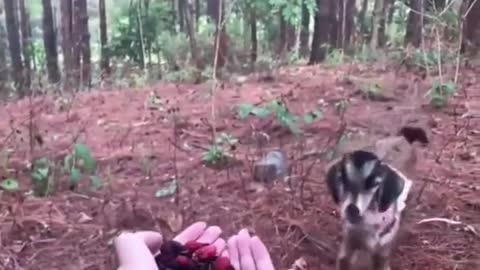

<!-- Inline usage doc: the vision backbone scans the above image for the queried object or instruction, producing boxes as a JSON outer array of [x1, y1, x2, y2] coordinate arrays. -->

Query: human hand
[[226, 229, 275, 270], [114, 221, 225, 270]]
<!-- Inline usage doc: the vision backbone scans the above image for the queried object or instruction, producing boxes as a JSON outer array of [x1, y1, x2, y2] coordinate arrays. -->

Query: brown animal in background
[[325, 126, 429, 270]]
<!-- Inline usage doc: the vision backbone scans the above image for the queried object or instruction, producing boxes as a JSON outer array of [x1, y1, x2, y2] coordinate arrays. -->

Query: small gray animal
[[325, 126, 428, 270]]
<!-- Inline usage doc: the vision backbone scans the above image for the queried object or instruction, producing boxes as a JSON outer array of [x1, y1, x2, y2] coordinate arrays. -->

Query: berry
[[213, 256, 235, 270], [175, 255, 197, 270], [193, 245, 218, 263]]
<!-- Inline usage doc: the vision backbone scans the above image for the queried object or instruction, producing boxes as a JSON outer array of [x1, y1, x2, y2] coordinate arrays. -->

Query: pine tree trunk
[[338, 0, 355, 50], [178, 0, 186, 32], [195, 0, 200, 32], [405, 0, 422, 47], [207, 0, 228, 69], [19, 0, 32, 89], [250, 7, 257, 69], [42, 0, 61, 83], [74, 0, 91, 88], [309, 0, 332, 64], [370, 0, 384, 50], [60, 0, 76, 89], [3, 0, 25, 96], [300, 0, 310, 56], [358, 0, 369, 41], [0, 13, 9, 88], [99, 0, 110, 77], [182, 0, 201, 69]]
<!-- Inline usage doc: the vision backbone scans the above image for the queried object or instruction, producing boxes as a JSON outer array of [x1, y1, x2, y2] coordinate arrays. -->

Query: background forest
[[0, 1, 479, 270], [0, 0, 478, 98]]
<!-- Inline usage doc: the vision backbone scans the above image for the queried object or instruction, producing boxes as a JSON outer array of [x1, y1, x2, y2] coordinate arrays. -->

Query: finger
[[220, 249, 230, 258], [114, 232, 158, 270], [227, 235, 240, 270], [174, 221, 207, 244], [250, 236, 275, 270], [133, 231, 163, 253], [195, 226, 222, 244], [212, 238, 227, 254], [237, 229, 256, 270]]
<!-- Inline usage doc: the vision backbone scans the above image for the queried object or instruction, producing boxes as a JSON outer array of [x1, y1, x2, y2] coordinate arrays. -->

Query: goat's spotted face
[[326, 150, 404, 225]]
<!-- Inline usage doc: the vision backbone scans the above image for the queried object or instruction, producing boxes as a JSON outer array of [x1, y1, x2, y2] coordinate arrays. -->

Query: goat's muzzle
[[346, 204, 362, 224]]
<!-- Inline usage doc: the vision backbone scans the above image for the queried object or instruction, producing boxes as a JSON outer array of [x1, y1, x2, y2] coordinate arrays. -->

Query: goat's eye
[[365, 176, 377, 189]]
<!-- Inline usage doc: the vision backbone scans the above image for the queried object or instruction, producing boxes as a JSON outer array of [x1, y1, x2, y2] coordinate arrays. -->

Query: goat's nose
[[346, 204, 361, 224]]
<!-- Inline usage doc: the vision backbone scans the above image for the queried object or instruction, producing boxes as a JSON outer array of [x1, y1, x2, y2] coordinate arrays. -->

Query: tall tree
[[0, 9, 8, 88], [300, 0, 310, 56], [60, 0, 77, 88], [182, 0, 201, 69], [3, 0, 25, 96], [178, 0, 186, 32], [463, 0, 480, 53], [278, 9, 296, 56], [207, 0, 228, 69], [249, 4, 257, 69], [74, 0, 91, 88], [309, 0, 333, 64], [358, 0, 369, 40], [405, 0, 422, 47], [42, 0, 61, 83], [337, 0, 355, 50], [19, 0, 32, 89], [195, 0, 201, 31], [370, 0, 385, 50], [99, 0, 110, 77]]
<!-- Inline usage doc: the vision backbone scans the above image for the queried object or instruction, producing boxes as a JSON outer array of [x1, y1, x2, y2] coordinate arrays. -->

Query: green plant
[[0, 179, 19, 192], [325, 48, 345, 67], [429, 80, 456, 109], [31, 157, 53, 197], [203, 133, 239, 166], [236, 100, 323, 134], [64, 144, 102, 190], [202, 144, 228, 166]]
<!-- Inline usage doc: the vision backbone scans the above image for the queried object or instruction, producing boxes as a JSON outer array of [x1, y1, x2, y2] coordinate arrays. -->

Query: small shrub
[[429, 80, 456, 109]]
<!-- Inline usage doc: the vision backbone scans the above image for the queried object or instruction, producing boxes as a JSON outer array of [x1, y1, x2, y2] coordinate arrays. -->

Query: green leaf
[[74, 144, 97, 174], [237, 103, 254, 119], [155, 179, 178, 198], [251, 107, 271, 118], [0, 179, 19, 192], [70, 168, 82, 185], [90, 175, 103, 190]]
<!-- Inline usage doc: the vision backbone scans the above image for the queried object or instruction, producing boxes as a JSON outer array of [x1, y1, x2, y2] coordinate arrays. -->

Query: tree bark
[[183, 0, 201, 69], [338, 0, 355, 50], [42, 0, 61, 83], [358, 0, 369, 41], [74, 0, 91, 88], [329, 0, 338, 47], [3, 0, 25, 96], [463, 0, 480, 53], [249, 6, 257, 69], [207, 0, 228, 69], [278, 9, 296, 56], [370, 0, 384, 50], [0, 17, 8, 88], [300, 0, 310, 56], [405, 0, 422, 47], [309, 0, 332, 64], [60, 0, 76, 89], [99, 0, 110, 77], [195, 0, 200, 32], [387, 0, 396, 25], [18, 0, 31, 89], [178, 0, 186, 32]]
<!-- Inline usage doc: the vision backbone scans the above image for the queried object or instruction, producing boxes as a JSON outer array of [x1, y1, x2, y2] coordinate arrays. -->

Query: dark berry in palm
[[213, 256, 235, 270], [184, 241, 209, 254], [193, 245, 217, 263], [161, 240, 186, 256]]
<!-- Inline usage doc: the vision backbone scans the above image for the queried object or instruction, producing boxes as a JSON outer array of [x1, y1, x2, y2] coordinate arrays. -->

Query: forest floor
[[0, 63, 479, 270]]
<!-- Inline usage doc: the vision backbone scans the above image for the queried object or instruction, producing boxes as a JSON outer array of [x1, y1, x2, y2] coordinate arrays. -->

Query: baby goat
[[325, 126, 428, 270]]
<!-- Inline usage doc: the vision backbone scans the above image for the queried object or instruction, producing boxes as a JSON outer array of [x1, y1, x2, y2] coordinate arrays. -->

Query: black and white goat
[[325, 126, 429, 270]]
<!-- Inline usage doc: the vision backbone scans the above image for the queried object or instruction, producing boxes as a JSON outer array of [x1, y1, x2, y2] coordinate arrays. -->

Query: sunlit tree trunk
[[99, 0, 110, 77], [3, 0, 25, 96], [309, 0, 332, 64], [183, 0, 201, 69], [42, 0, 61, 83], [358, 0, 369, 40], [338, 0, 355, 50]]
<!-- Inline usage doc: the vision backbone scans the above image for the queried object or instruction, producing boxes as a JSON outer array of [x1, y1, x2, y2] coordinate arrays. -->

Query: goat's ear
[[377, 168, 404, 212], [325, 162, 344, 204]]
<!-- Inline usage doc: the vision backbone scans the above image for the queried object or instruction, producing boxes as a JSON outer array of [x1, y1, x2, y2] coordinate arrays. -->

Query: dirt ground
[[0, 64, 479, 270]]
